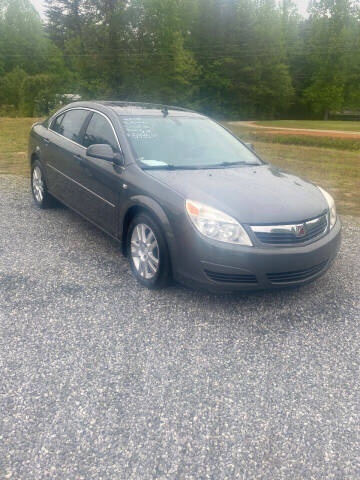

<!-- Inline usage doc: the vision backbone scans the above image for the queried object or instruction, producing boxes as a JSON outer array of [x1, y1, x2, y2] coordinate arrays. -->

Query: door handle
[[43, 138, 50, 146], [73, 153, 84, 164], [73, 153, 92, 176]]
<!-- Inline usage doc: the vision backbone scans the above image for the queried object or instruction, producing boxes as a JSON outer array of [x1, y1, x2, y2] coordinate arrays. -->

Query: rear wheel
[[127, 213, 171, 289], [31, 160, 55, 209]]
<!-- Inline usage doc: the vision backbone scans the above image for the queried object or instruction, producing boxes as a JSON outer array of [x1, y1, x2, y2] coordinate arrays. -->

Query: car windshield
[[119, 116, 262, 169]]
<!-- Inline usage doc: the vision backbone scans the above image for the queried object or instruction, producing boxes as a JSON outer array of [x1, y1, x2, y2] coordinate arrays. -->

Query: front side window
[[119, 116, 262, 169], [57, 109, 89, 144], [83, 113, 118, 151]]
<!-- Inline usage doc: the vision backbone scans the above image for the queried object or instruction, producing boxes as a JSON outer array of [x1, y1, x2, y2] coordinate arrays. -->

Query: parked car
[[29, 101, 341, 291]]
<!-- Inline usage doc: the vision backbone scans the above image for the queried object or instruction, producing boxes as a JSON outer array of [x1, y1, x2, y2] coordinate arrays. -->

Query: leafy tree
[[0, 0, 58, 74], [1, 0, 360, 119], [121, 0, 200, 105], [246, 0, 294, 118], [303, 0, 355, 119], [0, 0, 69, 115]]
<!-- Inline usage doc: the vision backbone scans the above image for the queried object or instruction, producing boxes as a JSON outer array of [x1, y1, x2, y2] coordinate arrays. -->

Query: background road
[[1, 175, 360, 479]]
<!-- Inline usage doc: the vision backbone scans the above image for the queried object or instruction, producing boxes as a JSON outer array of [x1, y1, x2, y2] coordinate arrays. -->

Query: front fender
[[120, 195, 177, 263]]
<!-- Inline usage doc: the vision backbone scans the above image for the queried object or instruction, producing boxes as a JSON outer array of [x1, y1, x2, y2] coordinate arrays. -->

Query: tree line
[[0, 0, 360, 119]]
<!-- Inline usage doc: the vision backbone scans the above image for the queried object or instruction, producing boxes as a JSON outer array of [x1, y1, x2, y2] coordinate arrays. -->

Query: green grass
[[246, 132, 360, 151], [0, 118, 359, 216], [255, 120, 360, 132], [0, 117, 41, 176]]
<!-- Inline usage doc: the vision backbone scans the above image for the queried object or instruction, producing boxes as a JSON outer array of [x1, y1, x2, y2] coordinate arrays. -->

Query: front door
[[70, 111, 123, 237]]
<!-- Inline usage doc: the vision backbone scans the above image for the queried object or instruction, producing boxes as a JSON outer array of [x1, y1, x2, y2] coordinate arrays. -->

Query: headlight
[[318, 186, 337, 229], [185, 200, 253, 246]]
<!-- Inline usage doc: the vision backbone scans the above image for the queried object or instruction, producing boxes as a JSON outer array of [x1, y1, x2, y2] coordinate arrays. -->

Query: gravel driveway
[[1, 175, 360, 479]]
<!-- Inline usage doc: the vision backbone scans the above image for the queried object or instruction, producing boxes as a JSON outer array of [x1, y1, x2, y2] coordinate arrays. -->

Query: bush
[[0, 67, 28, 111], [20, 74, 61, 116], [0, 104, 18, 117], [33, 91, 65, 117]]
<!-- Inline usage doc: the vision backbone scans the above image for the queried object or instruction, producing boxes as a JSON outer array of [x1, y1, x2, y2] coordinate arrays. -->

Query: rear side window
[[51, 114, 64, 134], [56, 109, 89, 144], [82, 112, 118, 151]]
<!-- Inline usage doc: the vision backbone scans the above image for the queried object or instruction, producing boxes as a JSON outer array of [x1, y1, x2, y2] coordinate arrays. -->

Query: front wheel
[[127, 213, 171, 289]]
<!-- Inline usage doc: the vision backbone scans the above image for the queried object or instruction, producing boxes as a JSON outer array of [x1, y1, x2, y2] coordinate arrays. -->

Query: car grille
[[267, 261, 328, 284], [205, 270, 258, 284], [251, 214, 328, 245]]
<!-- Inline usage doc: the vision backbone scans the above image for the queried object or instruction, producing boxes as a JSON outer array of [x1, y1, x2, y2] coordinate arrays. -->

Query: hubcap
[[131, 223, 159, 279], [32, 167, 44, 203]]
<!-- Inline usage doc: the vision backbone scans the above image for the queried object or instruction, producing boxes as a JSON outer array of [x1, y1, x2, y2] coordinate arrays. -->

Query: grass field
[[255, 120, 360, 132], [0, 117, 359, 216], [0, 117, 40, 176], [246, 133, 360, 151]]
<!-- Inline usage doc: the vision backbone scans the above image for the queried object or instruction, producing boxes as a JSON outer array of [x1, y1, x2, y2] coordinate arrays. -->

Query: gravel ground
[[1, 175, 360, 480]]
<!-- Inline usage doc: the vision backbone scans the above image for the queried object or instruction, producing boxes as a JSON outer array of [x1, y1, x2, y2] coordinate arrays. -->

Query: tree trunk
[[324, 108, 329, 121]]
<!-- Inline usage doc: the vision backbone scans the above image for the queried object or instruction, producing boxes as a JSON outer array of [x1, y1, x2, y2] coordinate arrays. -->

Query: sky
[[30, 0, 45, 17], [30, 0, 310, 19]]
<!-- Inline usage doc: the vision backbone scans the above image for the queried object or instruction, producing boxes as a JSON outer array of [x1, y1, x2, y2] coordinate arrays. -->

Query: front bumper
[[173, 218, 342, 292]]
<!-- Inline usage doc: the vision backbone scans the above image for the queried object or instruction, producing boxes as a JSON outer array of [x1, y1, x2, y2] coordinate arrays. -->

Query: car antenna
[[161, 107, 168, 117]]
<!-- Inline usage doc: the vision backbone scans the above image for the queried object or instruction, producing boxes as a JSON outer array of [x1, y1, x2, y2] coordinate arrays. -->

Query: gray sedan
[[28, 101, 341, 291]]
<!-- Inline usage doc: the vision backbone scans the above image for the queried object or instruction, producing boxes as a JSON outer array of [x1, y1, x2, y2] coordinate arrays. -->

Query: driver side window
[[83, 113, 118, 152]]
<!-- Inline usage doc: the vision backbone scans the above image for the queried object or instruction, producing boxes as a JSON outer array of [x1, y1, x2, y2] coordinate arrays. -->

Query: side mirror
[[86, 144, 125, 165], [245, 142, 255, 151]]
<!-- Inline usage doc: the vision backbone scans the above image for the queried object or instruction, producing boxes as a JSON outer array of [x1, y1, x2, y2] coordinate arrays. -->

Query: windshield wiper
[[183, 161, 260, 169], [141, 163, 203, 170], [217, 161, 260, 167], [141, 163, 175, 170], [141, 161, 261, 170]]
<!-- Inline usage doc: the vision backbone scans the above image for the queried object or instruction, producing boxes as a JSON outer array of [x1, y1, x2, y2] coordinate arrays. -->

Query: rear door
[[45, 108, 90, 207]]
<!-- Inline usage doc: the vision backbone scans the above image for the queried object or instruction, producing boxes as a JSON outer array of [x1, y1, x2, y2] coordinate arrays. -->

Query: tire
[[31, 160, 56, 209], [127, 213, 171, 289]]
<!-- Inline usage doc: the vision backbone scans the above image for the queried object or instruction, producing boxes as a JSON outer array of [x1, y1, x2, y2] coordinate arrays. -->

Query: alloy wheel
[[32, 166, 44, 203], [131, 223, 160, 279]]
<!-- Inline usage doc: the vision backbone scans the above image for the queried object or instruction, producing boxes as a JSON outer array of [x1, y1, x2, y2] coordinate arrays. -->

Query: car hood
[[148, 165, 328, 224]]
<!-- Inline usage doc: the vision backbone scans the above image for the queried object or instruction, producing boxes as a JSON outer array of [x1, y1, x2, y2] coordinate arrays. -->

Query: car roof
[[61, 101, 205, 118]]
